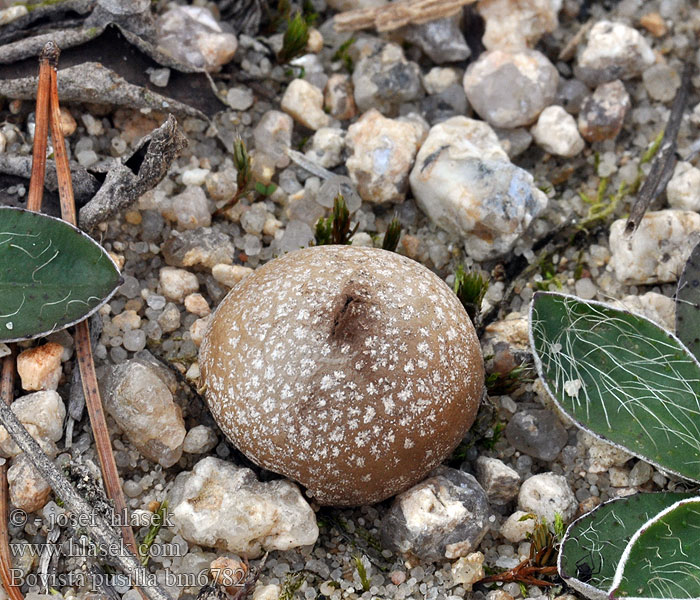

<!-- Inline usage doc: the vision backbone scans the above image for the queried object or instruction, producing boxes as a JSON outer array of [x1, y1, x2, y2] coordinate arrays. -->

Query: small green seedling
[[382, 217, 402, 252], [333, 37, 356, 72], [139, 499, 169, 566], [453, 265, 489, 322], [314, 194, 358, 246], [352, 554, 371, 592], [277, 12, 309, 64]]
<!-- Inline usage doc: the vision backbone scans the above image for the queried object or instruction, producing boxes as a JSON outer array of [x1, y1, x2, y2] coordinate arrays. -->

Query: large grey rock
[[169, 457, 318, 558], [102, 356, 186, 468], [380, 467, 490, 562], [463, 49, 558, 128], [410, 116, 548, 260], [505, 409, 568, 461]]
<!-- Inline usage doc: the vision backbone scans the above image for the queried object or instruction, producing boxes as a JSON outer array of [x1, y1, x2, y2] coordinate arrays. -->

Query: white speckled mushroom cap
[[200, 245, 484, 506]]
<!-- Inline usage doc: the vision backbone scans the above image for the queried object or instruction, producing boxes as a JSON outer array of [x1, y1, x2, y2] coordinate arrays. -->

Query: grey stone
[[402, 15, 470, 64], [518, 472, 577, 523], [162, 228, 235, 269], [463, 49, 558, 128], [101, 357, 186, 468], [352, 43, 423, 116], [557, 78, 591, 115], [493, 127, 533, 158], [505, 409, 568, 461], [253, 110, 294, 168], [169, 186, 211, 230], [475, 457, 520, 504], [410, 117, 548, 260], [182, 425, 218, 454], [420, 84, 469, 125], [8, 454, 51, 513], [629, 460, 654, 486], [276, 220, 314, 253], [0, 390, 66, 458], [643, 63, 681, 103], [157, 302, 181, 333], [575, 20, 655, 87], [156, 5, 237, 71], [578, 80, 630, 143], [380, 466, 490, 562]]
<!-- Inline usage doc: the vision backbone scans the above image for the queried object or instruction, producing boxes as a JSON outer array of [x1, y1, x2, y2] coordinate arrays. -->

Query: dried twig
[[624, 61, 693, 236], [0, 348, 23, 600], [333, 0, 476, 32], [44, 39, 139, 557]]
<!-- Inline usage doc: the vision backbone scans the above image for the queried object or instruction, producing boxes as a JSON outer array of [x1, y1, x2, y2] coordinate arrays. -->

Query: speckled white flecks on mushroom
[[409, 116, 548, 261], [200, 246, 483, 506], [168, 456, 318, 558], [609, 210, 700, 285]]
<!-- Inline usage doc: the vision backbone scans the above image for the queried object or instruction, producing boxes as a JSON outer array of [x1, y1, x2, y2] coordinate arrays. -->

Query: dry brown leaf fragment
[[333, 0, 477, 32]]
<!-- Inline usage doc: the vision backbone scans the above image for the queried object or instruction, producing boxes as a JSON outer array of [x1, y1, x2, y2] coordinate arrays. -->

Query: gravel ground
[[1, 1, 700, 600]]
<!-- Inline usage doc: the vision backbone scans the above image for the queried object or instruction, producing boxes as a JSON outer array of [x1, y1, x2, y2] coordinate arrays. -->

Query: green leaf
[[559, 492, 695, 598], [676, 240, 700, 363], [0, 207, 121, 342], [611, 496, 700, 599], [254, 182, 277, 196], [530, 292, 700, 483]]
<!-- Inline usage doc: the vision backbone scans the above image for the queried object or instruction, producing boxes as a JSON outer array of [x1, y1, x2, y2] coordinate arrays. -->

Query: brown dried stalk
[[624, 60, 693, 236], [478, 560, 558, 588], [333, 0, 476, 32], [43, 41, 140, 557], [0, 348, 23, 600]]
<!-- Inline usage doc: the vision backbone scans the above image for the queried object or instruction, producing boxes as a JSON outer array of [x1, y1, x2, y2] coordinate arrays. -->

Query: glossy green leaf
[[530, 292, 700, 483], [676, 240, 700, 363], [0, 207, 120, 342], [559, 492, 695, 600], [611, 496, 700, 599]]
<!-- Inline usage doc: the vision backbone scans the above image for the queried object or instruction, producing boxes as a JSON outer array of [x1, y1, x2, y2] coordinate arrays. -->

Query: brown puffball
[[200, 245, 484, 506]]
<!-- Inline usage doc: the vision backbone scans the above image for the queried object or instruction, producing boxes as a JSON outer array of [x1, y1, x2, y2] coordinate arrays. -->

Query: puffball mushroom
[[200, 245, 484, 506]]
